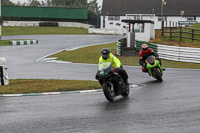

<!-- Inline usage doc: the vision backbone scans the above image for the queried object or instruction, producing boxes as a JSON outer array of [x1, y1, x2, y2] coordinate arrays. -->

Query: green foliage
[[29, 0, 41, 7], [88, 0, 101, 15], [51, 0, 87, 8], [1, 0, 15, 6], [46, 0, 52, 7]]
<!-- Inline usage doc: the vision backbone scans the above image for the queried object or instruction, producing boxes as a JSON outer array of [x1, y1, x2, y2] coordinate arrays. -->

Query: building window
[[116, 23, 121, 26], [136, 16, 141, 20], [134, 24, 144, 33], [158, 17, 165, 21], [187, 17, 194, 21], [108, 16, 120, 21]]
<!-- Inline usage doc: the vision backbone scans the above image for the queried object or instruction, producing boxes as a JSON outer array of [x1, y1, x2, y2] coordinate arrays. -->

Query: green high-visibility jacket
[[99, 53, 121, 68]]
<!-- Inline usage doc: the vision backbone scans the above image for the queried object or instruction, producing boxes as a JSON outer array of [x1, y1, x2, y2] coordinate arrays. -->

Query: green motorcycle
[[145, 55, 163, 82]]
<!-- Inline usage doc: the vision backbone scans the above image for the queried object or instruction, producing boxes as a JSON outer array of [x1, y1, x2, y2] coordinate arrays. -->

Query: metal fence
[[157, 44, 200, 63]]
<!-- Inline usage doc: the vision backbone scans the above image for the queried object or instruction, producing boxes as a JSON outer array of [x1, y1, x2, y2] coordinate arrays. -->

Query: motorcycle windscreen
[[96, 62, 113, 79], [146, 56, 155, 65], [98, 62, 112, 71]]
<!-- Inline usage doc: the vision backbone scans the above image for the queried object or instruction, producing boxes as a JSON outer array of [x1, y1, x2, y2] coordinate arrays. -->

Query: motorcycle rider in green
[[99, 48, 129, 87]]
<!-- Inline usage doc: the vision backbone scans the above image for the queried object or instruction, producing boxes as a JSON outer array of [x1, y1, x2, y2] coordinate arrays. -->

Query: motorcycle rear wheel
[[103, 83, 115, 102]]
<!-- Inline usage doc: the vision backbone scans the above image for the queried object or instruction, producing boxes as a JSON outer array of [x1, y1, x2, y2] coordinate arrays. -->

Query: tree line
[[1, 0, 100, 15]]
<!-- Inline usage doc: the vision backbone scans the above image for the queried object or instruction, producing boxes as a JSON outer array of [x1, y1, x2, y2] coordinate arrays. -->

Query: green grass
[[2, 26, 88, 36], [49, 42, 200, 69], [190, 23, 200, 29], [49, 43, 115, 64], [0, 79, 101, 94], [0, 40, 11, 46]]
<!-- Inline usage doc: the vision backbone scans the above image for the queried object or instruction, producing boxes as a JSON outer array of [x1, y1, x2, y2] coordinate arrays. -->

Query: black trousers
[[118, 66, 128, 82]]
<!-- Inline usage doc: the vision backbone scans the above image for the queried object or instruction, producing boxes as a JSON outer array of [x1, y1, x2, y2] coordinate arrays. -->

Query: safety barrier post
[[117, 40, 122, 56], [0, 58, 9, 85]]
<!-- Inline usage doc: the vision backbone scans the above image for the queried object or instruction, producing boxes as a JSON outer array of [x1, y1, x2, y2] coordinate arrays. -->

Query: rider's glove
[[155, 56, 159, 60], [114, 67, 121, 72]]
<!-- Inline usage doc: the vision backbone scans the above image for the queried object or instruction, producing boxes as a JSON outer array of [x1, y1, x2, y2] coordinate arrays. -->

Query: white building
[[100, 0, 200, 30]]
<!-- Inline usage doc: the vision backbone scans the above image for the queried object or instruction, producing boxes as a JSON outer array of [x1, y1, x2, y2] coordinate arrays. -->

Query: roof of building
[[101, 0, 200, 16]]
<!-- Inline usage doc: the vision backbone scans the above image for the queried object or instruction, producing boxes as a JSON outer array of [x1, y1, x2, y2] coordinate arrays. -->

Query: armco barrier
[[117, 40, 122, 56], [3, 21, 92, 29], [136, 40, 200, 63], [116, 38, 127, 56], [88, 28, 124, 35], [157, 44, 200, 63], [9, 40, 38, 46]]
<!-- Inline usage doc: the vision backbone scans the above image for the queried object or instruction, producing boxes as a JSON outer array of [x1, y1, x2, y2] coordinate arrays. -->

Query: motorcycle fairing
[[146, 56, 163, 77], [96, 62, 124, 96]]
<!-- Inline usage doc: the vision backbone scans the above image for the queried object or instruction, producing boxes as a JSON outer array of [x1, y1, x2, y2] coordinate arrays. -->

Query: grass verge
[[2, 26, 88, 36], [49, 42, 200, 69], [0, 79, 101, 94], [0, 40, 12, 46]]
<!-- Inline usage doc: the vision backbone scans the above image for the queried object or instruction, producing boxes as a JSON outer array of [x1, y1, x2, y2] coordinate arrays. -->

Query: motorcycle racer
[[99, 48, 129, 87], [139, 44, 161, 72]]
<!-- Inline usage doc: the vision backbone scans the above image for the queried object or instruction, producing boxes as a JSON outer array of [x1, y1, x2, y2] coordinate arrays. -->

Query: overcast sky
[[9, 0, 103, 8]]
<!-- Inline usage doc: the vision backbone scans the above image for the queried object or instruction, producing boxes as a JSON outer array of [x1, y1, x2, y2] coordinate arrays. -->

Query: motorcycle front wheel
[[121, 84, 130, 97], [103, 82, 115, 102], [154, 69, 163, 82]]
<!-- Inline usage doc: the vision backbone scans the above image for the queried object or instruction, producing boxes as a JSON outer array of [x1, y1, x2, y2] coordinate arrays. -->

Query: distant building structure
[[101, 0, 200, 30]]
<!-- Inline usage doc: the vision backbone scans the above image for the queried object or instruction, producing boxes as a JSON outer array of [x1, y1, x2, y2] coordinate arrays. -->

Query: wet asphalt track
[[0, 35, 200, 133]]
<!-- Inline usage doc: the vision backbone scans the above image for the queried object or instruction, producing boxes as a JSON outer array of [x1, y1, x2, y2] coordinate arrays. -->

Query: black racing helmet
[[101, 48, 110, 60]]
